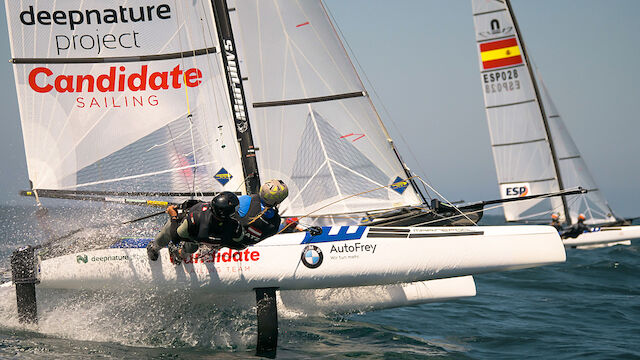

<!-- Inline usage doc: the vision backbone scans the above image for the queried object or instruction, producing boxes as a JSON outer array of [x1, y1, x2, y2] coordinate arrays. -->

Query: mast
[[389, 142, 428, 204], [211, 0, 261, 194], [504, 0, 571, 224]]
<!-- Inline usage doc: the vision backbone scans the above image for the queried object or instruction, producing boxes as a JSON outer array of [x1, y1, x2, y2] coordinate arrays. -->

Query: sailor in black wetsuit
[[561, 213, 590, 239], [231, 179, 289, 249], [147, 192, 243, 263], [550, 213, 563, 232]]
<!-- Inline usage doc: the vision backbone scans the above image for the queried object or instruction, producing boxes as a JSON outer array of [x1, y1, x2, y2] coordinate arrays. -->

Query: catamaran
[[4, 0, 565, 355], [471, 0, 640, 248]]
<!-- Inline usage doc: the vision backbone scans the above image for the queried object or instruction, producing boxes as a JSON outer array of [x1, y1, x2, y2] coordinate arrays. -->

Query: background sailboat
[[471, 0, 640, 247]]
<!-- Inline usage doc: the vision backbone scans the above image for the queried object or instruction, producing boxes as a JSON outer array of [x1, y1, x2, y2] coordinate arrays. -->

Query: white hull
[[2, 276, 475, 315], [562, 226, 640, 248], [276, 276, 476, 315], [36, 225, 565, 292]]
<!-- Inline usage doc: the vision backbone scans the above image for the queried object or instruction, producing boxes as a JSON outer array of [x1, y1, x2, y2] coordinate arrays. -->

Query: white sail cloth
[[538, 77, 616, 224], [5, 0, 244, 193], [229, 0, 422, 217]]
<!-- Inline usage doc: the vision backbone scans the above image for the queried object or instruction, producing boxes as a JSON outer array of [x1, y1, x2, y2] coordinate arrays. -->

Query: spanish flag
[[479, 37, 523, 70]]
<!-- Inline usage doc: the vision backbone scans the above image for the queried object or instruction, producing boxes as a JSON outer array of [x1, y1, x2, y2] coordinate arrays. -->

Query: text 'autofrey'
[[330, 242, 376, 254]]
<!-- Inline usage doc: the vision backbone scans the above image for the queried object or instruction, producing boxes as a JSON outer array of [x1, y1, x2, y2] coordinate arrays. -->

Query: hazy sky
[[1, 1, 639, 217]]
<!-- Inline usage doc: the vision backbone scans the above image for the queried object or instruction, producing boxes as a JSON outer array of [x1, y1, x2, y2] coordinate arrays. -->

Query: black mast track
[[391, 145, 428, 204], [504, 0, 571, 224], [211, 0, 260, 195]]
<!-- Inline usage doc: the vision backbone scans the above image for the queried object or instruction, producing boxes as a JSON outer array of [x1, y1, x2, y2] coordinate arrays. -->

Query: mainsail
[[228, 0, 424, 217], [471, 0, 616, 225], [5, 1, 244, 195], [9, 0, 426, 221]]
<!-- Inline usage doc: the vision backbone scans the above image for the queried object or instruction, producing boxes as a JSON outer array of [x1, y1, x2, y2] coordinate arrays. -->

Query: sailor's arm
[[166, 205, 192, 242]]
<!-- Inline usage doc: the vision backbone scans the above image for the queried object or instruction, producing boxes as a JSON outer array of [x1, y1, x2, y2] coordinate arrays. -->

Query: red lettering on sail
[[27, 65, 203, 94]]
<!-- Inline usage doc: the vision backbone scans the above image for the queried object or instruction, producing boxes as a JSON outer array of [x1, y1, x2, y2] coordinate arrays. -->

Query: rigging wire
[[198, 0, 243, 193], [503, 193, 581, 223], [415, 177, 478, 226], [323, 1, 435, 202], [276, 175, 422, 234]]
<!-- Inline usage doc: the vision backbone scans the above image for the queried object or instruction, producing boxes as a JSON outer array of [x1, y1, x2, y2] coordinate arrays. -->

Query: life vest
[[235, 194, 281, 245], [185, 201, 231, 242]]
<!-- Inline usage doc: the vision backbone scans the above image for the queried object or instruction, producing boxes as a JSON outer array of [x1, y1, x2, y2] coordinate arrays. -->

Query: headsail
[[228, 0, 423, 217], [538, 76, 616, 224], [5, 1, 244, 195], [471, 0, 616, 225]]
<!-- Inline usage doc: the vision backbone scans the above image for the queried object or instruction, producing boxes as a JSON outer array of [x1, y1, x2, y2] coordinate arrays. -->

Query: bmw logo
[[301, 245, 323, 269]]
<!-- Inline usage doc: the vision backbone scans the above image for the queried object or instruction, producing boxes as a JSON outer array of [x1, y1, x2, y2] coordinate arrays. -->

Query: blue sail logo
[[214, 168, 233, 186], [390, 176, 408, 194]]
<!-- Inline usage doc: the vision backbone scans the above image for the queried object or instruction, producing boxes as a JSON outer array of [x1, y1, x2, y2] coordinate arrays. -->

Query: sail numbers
[[483, 69, 520, 94]]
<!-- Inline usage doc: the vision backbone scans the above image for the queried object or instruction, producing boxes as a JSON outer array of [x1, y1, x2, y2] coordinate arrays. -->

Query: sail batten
[[253, 91, 365, 108], [492, 138, 546, 147], [10, 48, 219, 64], [485, 99, 536, 109], [499, 178, 556, 186]]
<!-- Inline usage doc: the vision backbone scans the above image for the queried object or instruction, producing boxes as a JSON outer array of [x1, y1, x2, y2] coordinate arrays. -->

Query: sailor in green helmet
[[231, 179, 289, 249]]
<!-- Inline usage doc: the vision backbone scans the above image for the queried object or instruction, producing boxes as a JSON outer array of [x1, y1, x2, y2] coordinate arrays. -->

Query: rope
[[247, 206, 271, 226], [415, 177, 478, 226]]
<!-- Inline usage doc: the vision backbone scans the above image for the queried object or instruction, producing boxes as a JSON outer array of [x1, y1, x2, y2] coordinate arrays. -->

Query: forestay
[[5, 0, 244, 194], [228, 0, 423, 217], [471, 0, 615, 225]]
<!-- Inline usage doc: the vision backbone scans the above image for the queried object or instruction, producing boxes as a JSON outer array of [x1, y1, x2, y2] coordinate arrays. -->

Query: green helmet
[[259, 179, 288, 206]]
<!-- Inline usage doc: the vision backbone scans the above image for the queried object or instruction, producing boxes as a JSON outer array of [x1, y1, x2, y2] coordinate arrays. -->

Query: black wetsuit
[[159, 201, 243, 254], [176, 201, 242, 244], [561, 221, 589, 239]]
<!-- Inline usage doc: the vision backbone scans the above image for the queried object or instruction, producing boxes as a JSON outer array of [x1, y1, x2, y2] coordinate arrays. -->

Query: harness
[[236, 194, 280, 244], [178, 201, 234, 243]]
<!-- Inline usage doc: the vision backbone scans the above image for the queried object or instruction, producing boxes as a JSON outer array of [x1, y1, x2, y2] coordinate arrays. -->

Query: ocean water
[[0, 204, 638, 359]]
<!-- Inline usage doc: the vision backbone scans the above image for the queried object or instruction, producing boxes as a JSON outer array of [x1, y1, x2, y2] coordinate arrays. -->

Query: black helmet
[[211, 191, 239, 219]]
